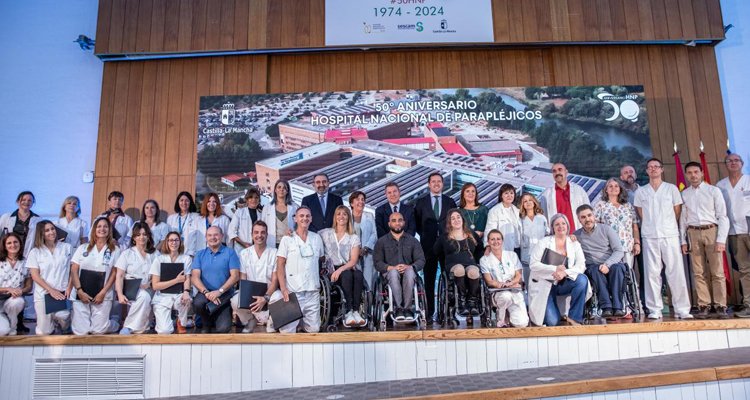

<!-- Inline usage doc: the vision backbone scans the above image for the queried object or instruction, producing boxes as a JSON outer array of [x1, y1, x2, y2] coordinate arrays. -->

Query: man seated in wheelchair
[[574, 205, 627, 319], [319, 206, 366, 327], [373, 212, 426, 321], [480, 229, 529, 328]]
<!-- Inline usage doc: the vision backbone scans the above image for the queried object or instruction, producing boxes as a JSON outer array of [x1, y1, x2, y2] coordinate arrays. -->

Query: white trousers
[[230, 293, 269, 327], [491, 290, 529, 327], [642, 237, 691, 316], [151, 292, 191, 334], [122, 290, 152, 333], [33, 297, 71, 335], [267, 290, 320, 333], [72, 300, 117, 335], [0, 297, 26, 335]]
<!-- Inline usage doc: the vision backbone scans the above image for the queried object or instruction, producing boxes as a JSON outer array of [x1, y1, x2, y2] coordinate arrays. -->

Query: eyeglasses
[[646, 165, 662, 170], [726, 159, 742, 164]]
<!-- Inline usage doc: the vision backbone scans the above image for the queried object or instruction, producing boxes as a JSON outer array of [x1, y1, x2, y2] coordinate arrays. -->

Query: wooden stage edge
[[394, 364, 750, 400], [2, 319, 749, 347]]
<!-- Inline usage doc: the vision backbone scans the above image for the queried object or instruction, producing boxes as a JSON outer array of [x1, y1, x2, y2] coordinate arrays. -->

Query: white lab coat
[[527, 236, 592, 326], [227, 207, 261, 252], [231, 246, 277, 328], [260, 202, 298, 248], [150, 254, 193, 334], [70, 244, 121, 335], [484, 204, 522, 249], [0, 212, 42, 256], [114, 248, 158, 333], [27, 243, 73, 335], [166, 213, 201, 256], [195, 214, 231, 251], [356, 211, 378, 289], [539, 183, 591, 231], [56, 217, 89, 251]]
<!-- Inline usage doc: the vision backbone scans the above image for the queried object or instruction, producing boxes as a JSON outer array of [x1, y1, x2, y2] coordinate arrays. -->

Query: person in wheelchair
[[434, 209, 482, 316], [574, 205, 627, 319], [480, 229, 529, 328], [319, 206, 366, 327], [373, 212, 425, 321]]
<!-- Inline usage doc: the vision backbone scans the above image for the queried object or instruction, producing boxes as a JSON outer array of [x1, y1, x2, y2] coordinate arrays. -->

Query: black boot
[[454, 276, 469, 316], [467, 277, 481, 316], [16, 310, 29, 334]]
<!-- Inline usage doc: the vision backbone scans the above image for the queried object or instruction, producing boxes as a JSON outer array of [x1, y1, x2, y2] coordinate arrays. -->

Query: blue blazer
[[301, 192, 343, 233]]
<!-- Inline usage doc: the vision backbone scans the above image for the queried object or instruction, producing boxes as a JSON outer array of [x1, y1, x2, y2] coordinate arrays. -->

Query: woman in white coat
[[484, 184, 521, 252], [349, 191, 377, 289], [260, 180, 297, 248], [528, 213, 590, 326], [56, 196, 89, 251], [195, 192, 231, 251], [228, 187, 263, 253], [167, 192, 201, 256], [114, 222, 159, 334], [27, 223, 73, 335], [151, 231, 192, 334], [70, 217, 121, 335], [0, 191, 42, 256], [131, 200, 169, 249], [0, 233, 32, 335]]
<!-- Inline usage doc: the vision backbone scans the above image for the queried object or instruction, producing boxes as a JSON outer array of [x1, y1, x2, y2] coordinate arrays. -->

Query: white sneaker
[[676, 313, 694, 320], [344, 311, 356, 326], [352, 311, 365, 326], [242, 320, 257, 333], [647, 312, 663, 320]]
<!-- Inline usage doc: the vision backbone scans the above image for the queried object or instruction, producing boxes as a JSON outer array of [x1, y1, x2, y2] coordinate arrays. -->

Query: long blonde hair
[[333, 205, 354, 235]]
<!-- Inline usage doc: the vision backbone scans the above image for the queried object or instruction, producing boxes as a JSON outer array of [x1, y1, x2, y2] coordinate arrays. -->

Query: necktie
[[433, 196, 440, 218], [393, 205, 398, 214], [319, 195, 326, 213]]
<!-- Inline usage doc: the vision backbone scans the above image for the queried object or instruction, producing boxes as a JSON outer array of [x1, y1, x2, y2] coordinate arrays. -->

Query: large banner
[[325, 0, 494, 46], [197, 86, 651, 213]]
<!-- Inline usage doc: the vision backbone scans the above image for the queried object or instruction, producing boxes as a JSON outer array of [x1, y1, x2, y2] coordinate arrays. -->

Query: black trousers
[[424, 255, 440, 318], [336, 267, 364, 311], [193, 292, 233, 333]]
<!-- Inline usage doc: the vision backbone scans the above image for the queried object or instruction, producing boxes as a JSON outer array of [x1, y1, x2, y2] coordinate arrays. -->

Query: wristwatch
[[183, 289, 190, 293], [218, 288, 225, 294], [263, 294, 270, 302]]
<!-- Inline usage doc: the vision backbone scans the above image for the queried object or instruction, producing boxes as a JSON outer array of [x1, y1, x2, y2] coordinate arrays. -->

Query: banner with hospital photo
[[196, 86, 651, 213]]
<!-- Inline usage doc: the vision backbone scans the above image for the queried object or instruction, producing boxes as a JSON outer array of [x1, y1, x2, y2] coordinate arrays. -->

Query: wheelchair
[[319, 273, 372, 332], [368, 269, 429, 331], [436, 269, 490, 328], [479, 278, 528, 328], [584, 263, 643, 323]]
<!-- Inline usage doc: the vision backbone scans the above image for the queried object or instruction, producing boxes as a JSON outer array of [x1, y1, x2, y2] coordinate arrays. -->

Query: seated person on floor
[[480, 229, 529, 328]]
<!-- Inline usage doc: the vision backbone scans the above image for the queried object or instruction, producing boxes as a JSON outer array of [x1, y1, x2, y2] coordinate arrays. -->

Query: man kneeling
[[373, 212, 425, 321], [268, 207, 324, 333], [575, 205, 627, 318]]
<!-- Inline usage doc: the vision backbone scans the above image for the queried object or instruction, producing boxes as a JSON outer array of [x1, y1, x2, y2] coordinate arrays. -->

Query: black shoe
[[457, 295, 469, 316], [696, 306, 710, 319], [601, 309, 613, 318], [715, 306, 731, 320], [467, 298, 479, 316], [17, 321, 30, 334], [614, 309, 627, 318], [394, 308, 406, 321]]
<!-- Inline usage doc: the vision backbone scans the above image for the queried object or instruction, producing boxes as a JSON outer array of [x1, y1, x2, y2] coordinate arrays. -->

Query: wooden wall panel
[[94, 0, 725, 55]]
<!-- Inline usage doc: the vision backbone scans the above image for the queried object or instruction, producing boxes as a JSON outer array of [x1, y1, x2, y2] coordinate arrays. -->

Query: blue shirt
[[193, 245, 240, 291]]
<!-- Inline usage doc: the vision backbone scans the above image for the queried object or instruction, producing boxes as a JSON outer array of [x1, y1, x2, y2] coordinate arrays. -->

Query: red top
[[555, 184, 574, 234]]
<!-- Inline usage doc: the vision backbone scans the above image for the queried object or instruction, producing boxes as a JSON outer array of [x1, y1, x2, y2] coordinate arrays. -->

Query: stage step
[[155, 347, 750, 400]]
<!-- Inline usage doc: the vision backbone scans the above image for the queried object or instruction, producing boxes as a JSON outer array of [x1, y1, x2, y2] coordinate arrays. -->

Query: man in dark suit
[[414, 172, 457, 319], [300, 173, 343, 233], [375, 181, 416, 238]]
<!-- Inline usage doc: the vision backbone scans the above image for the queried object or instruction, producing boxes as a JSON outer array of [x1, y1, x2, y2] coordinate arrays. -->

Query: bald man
[[540, 163, 591, 232]]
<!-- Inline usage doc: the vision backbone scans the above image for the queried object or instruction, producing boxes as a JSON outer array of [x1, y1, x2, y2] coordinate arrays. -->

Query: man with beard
[[374, 212, 426, 320], [619, 165, 640, 205], [301, 173, 343, 233], [540, 163, 590, 232]]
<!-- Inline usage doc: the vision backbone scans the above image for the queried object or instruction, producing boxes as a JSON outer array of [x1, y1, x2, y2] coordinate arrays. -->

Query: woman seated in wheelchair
[[319, 206, 366, 327], [480, 229, 529, 328], [528, 214, 591, 326], [434, 209, 483, 316]]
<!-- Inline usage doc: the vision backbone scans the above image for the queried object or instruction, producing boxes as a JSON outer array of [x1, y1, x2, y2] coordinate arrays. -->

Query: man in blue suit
[[375, 182, 416, 238], [300, 173, 343, 233]]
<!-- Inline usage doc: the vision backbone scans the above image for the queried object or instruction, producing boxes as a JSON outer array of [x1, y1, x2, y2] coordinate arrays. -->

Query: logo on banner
[[597, 92, 640, 122], [221, 103, 236, 125], [440, 20, 448, 30], [362, 22, 385, 34]]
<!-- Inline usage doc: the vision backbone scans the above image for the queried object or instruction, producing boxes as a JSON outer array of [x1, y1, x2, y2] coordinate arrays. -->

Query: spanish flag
[[672, 142, 687, 191]]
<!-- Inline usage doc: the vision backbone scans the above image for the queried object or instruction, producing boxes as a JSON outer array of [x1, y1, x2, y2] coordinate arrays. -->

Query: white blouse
[[56, 217, 89, 250], [26, 243, 73, 300], [114, 247, 159, 285]]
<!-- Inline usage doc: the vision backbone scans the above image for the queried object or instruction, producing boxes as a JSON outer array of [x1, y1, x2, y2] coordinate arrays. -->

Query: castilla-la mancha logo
[[597, 92, 640, 122], [221, 103, 236, 125]]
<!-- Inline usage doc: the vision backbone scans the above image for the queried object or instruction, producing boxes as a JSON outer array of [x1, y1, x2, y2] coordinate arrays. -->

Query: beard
[[390, 226, 404, 234]]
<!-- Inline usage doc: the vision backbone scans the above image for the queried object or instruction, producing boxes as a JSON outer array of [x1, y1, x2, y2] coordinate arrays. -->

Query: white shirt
[[319, 229, 361, 267], [128, 221, 170, 247], [56, 217, 89, 250], [716, 174, 750, 235], [114, 247, 159, 284], [634, 182, 683, 239], [239, 246, 277, 283], [167, 212, 201, 256], [27, 243, 73, 299], [70, 244, 122, 300], [485, 204, 521, 249], [149, 254, 193, 277], [0, 259, 27, 289], [679, 182, 730, 244], [98, 212, 134, 249], [520, 215, 549, 263], [480, 250, 522, 283], [277, 232, 324, 293]]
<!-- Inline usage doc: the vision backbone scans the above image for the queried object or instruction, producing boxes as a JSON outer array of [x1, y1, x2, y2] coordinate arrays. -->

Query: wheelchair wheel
[[625, 266, 643, 321], [416, 277, 428, 329], [437, 273, 452, 327], [319, 275, 333, 329]]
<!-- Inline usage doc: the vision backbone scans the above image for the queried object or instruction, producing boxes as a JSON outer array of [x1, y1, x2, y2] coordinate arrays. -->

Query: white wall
[[0, 1, 101, 219], [718, 0, 750, 172]]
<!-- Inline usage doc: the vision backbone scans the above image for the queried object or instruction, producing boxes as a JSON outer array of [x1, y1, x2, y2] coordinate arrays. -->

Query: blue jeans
[[544, 274, 589, 326], [585, 262, 625, 311]]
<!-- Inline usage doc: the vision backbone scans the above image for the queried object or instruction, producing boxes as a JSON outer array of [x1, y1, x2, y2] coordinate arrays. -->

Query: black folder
[[268, 292, 303, 330], [541, 248, 568, 268], [54, 226, 68, 241], [123, 279, 141, 301], [79, 269, 105, 297], [238, 280, 268, 310], [206, 290, 233, 316], [44, 294, 68, 314], [159, 263, 184, 294]]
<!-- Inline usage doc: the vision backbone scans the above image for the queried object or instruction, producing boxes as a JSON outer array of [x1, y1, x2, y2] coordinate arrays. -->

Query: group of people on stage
[[0, 153, 748, 335]]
